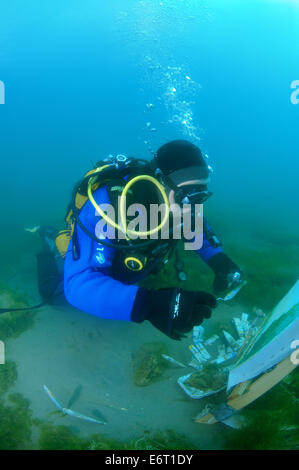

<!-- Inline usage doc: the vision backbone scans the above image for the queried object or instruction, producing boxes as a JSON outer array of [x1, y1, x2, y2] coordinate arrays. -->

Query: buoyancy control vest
[[55, 155, 176, 284]]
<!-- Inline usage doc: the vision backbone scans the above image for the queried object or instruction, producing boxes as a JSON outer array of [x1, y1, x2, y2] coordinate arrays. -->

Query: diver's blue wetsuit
[[64, 187, 223, 321]]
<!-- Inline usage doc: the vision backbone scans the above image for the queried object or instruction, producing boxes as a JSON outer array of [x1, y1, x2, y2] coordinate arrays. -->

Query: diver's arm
[[63, 189, 217, 335], [64, 260, 139, 321], [196, 218, 244, 294], [63, 187, 142, 322], [196, 218, 223, 264], [64, 233, 216, 337]]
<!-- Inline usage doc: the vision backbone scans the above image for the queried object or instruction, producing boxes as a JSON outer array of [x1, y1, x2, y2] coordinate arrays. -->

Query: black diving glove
[[208, 252, 244, 295], [132, 288, 217, 340]]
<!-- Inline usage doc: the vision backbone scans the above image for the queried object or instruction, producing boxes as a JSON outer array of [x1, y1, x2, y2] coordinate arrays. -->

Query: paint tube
[[204, 335, 220, 346], [188, 358, 204, 370], [222, 330, 239, 349], [189, 344, 211, 363], [193, 325, 205, 345], [161, 354, 187, 368]]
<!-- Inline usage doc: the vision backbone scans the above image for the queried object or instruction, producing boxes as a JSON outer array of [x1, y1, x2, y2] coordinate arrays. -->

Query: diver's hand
[[166, 290, 217, 340], [208, 252, 244, 295], [132, 288, 216, 340]]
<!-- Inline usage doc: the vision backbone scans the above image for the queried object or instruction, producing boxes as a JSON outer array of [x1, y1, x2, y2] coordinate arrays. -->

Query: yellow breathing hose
[[120, 174, 170, 237], [87, 164, 125, 234], [87, 166, 170, 239]]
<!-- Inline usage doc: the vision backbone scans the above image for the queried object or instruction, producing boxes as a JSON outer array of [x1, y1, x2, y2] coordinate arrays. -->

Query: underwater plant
[[0, 285, 36, 341], [37, 422, 198, 450], [0, 360, 18, 395], [223, 368, 299, 450], [0, 393, 33, 450], [38, 422, 90, 450], [222, 243, 299, 311], [127, 430, 198, 451]]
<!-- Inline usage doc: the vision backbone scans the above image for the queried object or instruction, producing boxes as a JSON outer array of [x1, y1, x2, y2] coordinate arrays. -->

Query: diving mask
[[159, 163, 213, 207], [179, 186, 213, 205], [168, 183, 213, 207]]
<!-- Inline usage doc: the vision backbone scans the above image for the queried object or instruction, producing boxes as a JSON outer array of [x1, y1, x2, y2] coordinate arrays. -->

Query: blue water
[[0, 0, 298, 450], [1, 0, 298, 249]]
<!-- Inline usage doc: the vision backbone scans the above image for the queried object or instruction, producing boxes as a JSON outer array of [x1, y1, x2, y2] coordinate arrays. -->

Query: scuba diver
[[5, 140, 244, 341]]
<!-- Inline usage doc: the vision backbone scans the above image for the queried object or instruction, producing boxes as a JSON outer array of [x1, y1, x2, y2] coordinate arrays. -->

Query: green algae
[[0, 394, 199, 451], [38, 422, 88, 450], [0, 360, 18, 395], [126, 430, 198, 451], [0, 393, 33, 450], [223, 368, 299, 450], [0, 285, 36, 341], [223, 243, 299, 310], [37, 422, 198, 450], [0, 369, 297, 450]]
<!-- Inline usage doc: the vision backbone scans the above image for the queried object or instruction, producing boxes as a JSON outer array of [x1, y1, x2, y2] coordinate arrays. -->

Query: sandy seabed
[[1, 253, 249, 450]]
